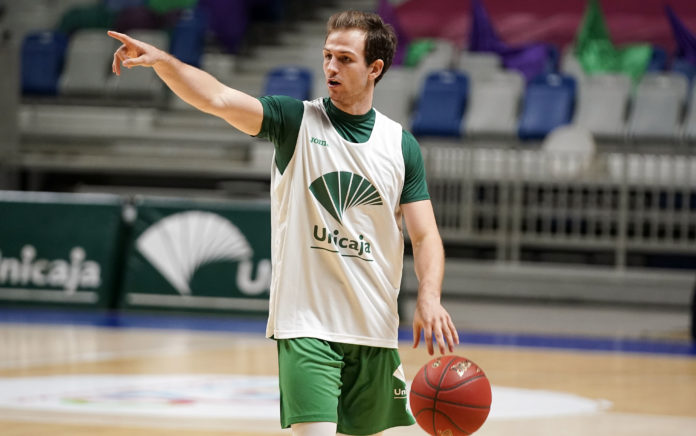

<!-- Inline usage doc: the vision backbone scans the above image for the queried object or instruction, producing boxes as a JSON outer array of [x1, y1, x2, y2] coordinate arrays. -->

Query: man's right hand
[[108, 30, 163, 75], [106, 29, 263, 135]]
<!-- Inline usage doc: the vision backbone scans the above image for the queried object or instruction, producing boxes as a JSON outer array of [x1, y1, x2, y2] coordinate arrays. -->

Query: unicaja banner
[[119, 197, 272, 315], [0, 191, 125, 308]]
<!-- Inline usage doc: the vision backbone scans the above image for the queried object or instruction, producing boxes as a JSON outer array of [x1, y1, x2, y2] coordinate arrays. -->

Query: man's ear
[[368, 59, 384, 81]]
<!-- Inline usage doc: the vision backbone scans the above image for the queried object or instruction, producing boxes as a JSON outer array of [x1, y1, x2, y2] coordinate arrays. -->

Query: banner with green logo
[[119, 197, 272, 315], [0, 191, 125, 308]]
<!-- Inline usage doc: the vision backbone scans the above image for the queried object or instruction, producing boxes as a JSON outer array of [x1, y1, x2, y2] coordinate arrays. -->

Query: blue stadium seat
[[21, 31, 68, 95], [518, 73, 576, 141], [170, 8, 208, 67], [411, 70, 469, 138], [263, 66, 313, 100]]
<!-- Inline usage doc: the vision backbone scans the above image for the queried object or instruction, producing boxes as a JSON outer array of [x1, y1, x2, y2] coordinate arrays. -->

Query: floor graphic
[[0, 374, 611, 421]]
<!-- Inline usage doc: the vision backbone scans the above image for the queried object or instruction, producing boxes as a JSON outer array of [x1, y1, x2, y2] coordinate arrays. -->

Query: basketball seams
[[434, 409, 473, 435], [409, 389, 436, 401], [433, 399, 490, 410], [432, 356, 457, 433], [438, 374, 488, 392], [410, 389, 489, 410], [411, 408, 475, 436]]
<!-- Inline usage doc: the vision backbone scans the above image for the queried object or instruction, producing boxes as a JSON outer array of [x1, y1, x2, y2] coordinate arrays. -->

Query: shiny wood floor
[[0, 321, 694, 436]]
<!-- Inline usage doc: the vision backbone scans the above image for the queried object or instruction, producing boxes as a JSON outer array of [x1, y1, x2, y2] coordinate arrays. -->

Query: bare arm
[[402, 199, 459, 355], [108, 30, 263, 135]]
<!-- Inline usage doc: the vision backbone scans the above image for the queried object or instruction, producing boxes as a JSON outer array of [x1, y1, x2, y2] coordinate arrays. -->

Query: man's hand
[[108, 30, 163, 75], [412, 292, 459, 355]]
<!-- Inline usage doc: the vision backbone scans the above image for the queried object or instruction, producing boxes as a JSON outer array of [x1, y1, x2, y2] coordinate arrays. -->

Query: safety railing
[[422, 145, 696, 270]]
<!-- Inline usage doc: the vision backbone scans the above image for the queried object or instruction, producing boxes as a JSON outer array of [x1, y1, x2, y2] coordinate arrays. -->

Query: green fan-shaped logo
[[309, 171, 383, 224]]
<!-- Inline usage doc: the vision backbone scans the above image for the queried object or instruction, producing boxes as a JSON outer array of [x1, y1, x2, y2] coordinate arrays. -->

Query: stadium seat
[[21, 31, 68, 95], [411, 70, 469, 138], [573, 73, 631, 140], [170, 7, 208, 67], [518, 73, 576, 141], [626, 72, 688, 141], [411, 39, 457, 98], [107, 30, 168, 100], [464, 70, 524, 138], [59, 29, 118, 97], [263, 66, 313, 101], [456, 50, 501, 81]]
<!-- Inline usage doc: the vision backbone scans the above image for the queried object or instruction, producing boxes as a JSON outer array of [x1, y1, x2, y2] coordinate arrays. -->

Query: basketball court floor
[[0, 304, 694, 436]]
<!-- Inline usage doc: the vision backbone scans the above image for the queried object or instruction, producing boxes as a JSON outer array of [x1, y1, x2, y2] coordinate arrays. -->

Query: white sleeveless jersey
[[266, 98, 406, 348]]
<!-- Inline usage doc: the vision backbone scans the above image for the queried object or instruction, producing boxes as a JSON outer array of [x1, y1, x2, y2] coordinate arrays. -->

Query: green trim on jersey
[[400, 130, 430, 204], [256, 95, 429, 204], [257, 95, 304, 174], [322, 97, 375, 142]]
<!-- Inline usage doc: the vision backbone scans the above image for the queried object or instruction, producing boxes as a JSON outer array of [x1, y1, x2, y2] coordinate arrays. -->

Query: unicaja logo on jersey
[[136, 211, 271, 296], [309, 171, 382, 262], [309, 171, 382, 225]]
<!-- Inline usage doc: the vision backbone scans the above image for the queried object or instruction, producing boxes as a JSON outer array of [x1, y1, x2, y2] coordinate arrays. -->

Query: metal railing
[[422, 145, 696, 270]]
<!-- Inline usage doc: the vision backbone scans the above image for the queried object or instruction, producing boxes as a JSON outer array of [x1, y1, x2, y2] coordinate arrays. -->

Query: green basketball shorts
[[276, 337, 415, 435]]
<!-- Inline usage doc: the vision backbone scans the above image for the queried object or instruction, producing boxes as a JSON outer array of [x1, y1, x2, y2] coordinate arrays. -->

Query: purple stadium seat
[[198, 0, 249, 54]]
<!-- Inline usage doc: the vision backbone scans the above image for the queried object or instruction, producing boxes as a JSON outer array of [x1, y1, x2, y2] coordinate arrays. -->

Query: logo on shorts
[[393, 388, 407, 399], [392, 364, 407, 399]]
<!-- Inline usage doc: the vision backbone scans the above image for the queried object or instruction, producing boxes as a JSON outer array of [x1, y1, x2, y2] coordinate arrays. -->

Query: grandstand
[[0, 0, 694, 335]]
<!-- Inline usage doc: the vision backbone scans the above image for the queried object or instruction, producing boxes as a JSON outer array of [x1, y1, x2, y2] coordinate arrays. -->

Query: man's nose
[[325, 57, 339, 73]]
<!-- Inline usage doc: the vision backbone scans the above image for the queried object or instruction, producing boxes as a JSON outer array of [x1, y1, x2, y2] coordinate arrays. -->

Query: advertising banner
[[119, 197, 272, 315], [0, 191, 125, 308]]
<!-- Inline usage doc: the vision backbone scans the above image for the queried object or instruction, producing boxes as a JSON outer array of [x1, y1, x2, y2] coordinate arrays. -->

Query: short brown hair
[[326, 10, 397, 84]]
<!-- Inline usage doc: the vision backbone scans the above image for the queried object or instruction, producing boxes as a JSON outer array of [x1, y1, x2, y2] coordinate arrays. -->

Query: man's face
[[323, 28, 379, 109]]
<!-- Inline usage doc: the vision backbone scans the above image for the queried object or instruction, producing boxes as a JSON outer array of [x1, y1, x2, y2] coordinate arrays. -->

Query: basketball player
[[109, 10, 459, 436]]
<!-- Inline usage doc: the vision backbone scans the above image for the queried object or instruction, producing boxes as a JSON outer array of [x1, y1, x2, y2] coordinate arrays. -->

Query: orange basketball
[[409, 355, 492, 435]]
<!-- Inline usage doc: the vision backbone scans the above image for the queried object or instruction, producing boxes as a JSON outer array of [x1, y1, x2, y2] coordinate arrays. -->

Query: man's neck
[[331, 98, 374, 115], [329, 87, 375, 115], [329, 98, 373, 116]]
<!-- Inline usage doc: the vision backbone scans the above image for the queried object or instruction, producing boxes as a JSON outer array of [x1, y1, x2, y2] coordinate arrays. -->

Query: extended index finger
[[107, 30, 132, 45]]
